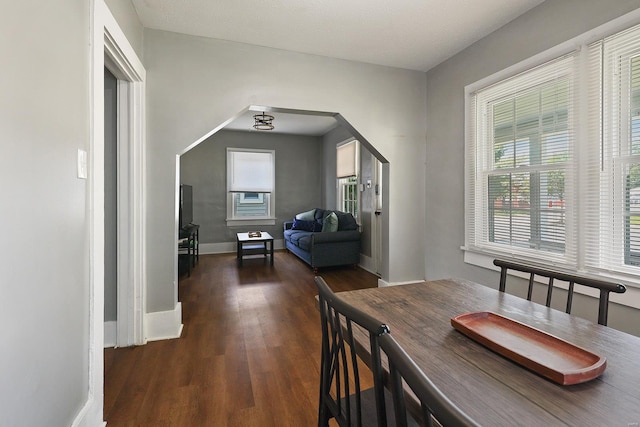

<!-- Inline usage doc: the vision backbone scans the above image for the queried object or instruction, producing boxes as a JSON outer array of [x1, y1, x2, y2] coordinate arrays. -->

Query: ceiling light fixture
[[253, 112, 275, 131]]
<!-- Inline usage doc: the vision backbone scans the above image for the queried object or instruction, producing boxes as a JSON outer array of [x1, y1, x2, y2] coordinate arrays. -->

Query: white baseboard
[[71, 393, 104, 427], [358, 254, 379, 276], [378, 278, 425, 287], [144, 302, 183, 342], [200, 239, 285, 255], [103, 321, 117, 348]]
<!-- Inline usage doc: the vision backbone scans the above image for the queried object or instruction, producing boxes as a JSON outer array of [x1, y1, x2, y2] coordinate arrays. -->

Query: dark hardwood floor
[[104, 251, 379, 426]]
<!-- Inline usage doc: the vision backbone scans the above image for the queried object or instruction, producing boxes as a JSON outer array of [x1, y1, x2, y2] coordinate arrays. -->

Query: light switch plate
[[77, 149, 87, 179]]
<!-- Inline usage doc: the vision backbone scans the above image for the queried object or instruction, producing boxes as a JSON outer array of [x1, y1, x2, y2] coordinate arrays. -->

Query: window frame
[[226, 147, 276, 226], [464, 10, 640, 292], [467, 54, 576, 266], [336, 139, 360, 220]]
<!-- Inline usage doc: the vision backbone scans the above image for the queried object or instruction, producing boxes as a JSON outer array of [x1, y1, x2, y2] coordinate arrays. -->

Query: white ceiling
[[131, 0, 544, 72], [131, 0, 545, 135], [224, 109, 339, 136]]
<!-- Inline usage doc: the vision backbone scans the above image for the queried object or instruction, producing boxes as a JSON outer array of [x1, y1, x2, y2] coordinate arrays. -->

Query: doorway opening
[[175, 105, 389, 280]]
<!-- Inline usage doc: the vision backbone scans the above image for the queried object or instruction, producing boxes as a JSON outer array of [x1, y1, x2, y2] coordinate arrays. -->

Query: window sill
[[462, 246, 640, 310], [226, 218, 276, 227]]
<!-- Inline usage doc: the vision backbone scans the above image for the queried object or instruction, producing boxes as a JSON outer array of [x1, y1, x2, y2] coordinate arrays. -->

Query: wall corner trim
[[144, 302, 183, 342], [70, 393, 103, 427], [378, 278, 424, 287], [104, 321, 117, 348]]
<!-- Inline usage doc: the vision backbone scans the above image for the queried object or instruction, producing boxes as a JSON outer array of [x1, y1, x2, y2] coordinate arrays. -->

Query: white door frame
[[104, 28, 147, 348], [81, 1, 145, 424]]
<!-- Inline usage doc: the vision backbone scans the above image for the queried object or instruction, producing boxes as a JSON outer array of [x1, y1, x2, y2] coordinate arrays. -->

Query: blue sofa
[[283, 208, 361, 272]]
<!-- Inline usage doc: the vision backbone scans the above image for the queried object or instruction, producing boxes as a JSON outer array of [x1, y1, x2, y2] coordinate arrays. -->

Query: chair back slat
[[566, 282, 575, 314], [545, 277, 554, 307], [316, 276, 481, 427], [493, 259, 626, 326], [527, 273, 535, 300], [316, 276, 389, 427], [379, 333, 480, 427]]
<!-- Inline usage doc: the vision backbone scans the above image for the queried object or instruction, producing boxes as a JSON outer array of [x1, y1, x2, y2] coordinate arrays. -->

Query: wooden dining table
[[336, 278, 640, 426]]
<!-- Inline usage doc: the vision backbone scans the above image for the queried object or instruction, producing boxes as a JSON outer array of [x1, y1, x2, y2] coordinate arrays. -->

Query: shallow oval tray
[[451, 311, 606, 385]]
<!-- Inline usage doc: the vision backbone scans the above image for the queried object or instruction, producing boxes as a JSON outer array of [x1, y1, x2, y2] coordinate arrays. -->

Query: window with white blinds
[[586, 25, 640, 274], [226, 147, 275, 223], [466, 20, 640, 282], [337, 140, 360, 219], [337, 140, 357, 178], [467, 55, 577, 264]]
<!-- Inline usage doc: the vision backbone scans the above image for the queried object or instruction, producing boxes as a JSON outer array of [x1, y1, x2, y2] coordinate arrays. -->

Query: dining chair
[[315, 276, 392, 427], [493, 258, 626, 326], [379, 333, 480, 427]]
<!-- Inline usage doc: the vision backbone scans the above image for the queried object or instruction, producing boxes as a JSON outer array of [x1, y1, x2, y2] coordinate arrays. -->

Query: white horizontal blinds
[[581, 41, 604, 272], [227, 148, 274, 192], [592, 23, 640, 272], [472, 54, 576, 262], [337, 140, 357, 178], [465, 95, 479, 248]]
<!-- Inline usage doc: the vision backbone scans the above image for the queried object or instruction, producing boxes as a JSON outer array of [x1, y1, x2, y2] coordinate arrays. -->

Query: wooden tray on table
[[451, 311, 606, 385]]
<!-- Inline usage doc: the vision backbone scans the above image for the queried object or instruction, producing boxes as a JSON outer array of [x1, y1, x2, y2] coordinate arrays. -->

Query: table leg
[[194, 228, 199, 265], [270, 240, 274, 266]]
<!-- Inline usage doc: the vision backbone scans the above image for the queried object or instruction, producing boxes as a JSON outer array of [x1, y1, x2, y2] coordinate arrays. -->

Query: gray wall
[[360, 148, 374, 258], [144, 29, 427, 312], [105, 68, 118, 322], [180, 129, 323, 243], [425, 0, 640, 335], [0, 1, 91, 425]]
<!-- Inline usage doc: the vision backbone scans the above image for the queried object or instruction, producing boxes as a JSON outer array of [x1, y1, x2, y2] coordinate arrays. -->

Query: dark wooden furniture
[[178, 223, 199, 277], [316, 276, 475, 427], [493, 258, 626, 325], [315, 276, 389, 427], [336, 278, 640, 426], [379, 333, 479, 427], [236, 231, 274, 267]]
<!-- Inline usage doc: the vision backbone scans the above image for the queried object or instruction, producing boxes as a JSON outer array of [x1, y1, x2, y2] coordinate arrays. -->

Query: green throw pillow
[[295, 208, 316, 221], [322, 212, 339, 232]]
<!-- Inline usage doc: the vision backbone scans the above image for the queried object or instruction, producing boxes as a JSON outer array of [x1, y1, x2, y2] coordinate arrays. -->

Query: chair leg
[[318, 379, 330, 427]]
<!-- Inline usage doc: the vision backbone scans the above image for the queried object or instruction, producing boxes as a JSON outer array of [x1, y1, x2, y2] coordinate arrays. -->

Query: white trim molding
[[103, 0, 147, 349], [463, 249, 640, 310], [145, 303, 184, 342], [358, 254, 377, 277], [104, 321, 117, 348], [81, 1, 146, 426], [378, 278, 425, 288]]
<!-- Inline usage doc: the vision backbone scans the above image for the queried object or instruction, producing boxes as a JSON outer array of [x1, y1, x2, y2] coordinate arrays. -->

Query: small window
[[226, 148, 275, 225], [337, 140, 359, 219], [338, 176, 358, 218]]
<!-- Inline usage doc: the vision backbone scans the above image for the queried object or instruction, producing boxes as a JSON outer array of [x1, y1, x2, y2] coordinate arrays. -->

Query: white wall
[[425, 0, 640, 335], [0, 1, 92, 425], [144, 29, 427, 312]]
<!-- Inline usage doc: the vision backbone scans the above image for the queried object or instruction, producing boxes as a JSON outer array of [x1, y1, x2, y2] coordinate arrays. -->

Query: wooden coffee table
[[236, 231, 274, 267]]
